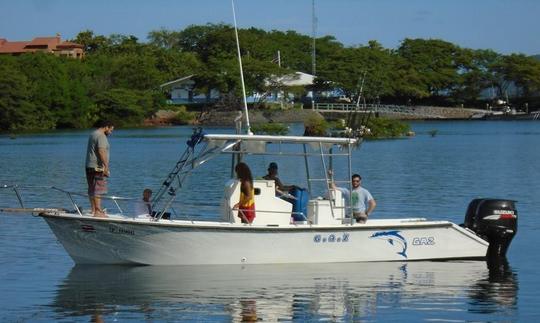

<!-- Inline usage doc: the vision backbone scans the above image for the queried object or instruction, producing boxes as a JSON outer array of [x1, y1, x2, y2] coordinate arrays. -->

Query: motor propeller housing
[[463, 198, 517, 258]]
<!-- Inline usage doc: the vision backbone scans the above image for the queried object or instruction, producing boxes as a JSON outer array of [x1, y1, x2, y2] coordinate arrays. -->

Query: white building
[[160, 75, 220, 104], [160, 72, 317, 105]]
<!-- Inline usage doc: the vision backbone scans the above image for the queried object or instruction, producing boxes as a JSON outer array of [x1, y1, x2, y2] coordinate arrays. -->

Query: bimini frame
[[149, 129, 362, 224]]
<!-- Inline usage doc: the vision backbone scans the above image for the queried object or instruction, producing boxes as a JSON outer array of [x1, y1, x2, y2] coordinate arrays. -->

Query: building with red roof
[[0, 34, 84, 59]]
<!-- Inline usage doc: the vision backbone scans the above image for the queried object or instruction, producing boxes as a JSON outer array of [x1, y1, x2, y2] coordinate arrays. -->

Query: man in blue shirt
[[331, 173, 376, 224]]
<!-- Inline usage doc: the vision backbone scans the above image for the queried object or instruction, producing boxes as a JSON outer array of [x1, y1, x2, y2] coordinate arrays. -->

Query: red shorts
[[86, 168, 108, 196], [238, 204, 256, 224]]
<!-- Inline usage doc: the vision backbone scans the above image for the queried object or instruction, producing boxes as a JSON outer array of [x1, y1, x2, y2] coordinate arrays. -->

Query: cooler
[[291, 187, 308, 221]]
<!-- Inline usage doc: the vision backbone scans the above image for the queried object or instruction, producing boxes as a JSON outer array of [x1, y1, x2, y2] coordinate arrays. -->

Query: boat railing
[[0, 184, 137, 216], [2, 184, 350, 225]]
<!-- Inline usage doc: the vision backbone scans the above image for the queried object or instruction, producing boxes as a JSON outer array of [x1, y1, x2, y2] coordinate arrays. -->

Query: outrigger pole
[[231, 0, 252, 135]]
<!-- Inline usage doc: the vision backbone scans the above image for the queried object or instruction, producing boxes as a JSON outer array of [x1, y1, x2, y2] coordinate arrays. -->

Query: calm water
[[1, 121, 539, 321]]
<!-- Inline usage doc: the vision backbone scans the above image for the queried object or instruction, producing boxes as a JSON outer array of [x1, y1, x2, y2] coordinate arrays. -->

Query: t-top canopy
[[204, 134, 358, 145]]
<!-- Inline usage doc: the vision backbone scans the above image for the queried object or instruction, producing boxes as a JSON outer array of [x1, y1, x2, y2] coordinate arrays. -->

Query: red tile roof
[[56, 41, 84, 49], [0, 41, 28, 53], [25, 36, 60, 48], [0, 36, 83, 55]]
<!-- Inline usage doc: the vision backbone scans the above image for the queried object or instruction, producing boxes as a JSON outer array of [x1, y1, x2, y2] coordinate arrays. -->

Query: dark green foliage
[[0, 31, 191, 131], [73, 30, 111, 53], [94, 89, 156, 127], [328, 116, 410, 139], [169, 106, 197, 125], [396, 39, 461, 97], [0, 57, 44, 131], [303, 114, 328, 136], [251, 123, 289, 135], [2, 25, 540, 132], [365, 117, 411, 138]]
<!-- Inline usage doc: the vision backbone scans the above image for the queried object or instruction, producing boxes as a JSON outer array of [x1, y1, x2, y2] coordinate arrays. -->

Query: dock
[[313, 103, 482, 120]]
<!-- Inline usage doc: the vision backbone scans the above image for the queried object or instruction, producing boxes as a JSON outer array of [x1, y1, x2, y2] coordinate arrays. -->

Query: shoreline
[[198, 106, 486, 125], [0, 106, 516, 135]]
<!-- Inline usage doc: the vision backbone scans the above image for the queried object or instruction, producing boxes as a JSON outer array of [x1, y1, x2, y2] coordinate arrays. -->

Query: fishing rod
[[231, 0, 252, 135]]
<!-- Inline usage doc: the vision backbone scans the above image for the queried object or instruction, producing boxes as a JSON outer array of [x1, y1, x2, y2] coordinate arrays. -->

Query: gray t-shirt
[[85, 129, 109, 169], [336, 186, 374, 213]]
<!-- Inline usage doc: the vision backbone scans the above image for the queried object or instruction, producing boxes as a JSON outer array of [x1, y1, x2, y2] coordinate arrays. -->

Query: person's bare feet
[[93, 210, 108, 218]]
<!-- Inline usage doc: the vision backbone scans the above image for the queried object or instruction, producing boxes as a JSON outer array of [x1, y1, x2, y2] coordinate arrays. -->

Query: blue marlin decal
[[370, 231, 408, 258]]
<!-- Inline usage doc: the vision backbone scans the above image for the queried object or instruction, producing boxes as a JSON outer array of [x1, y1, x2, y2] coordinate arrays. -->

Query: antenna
[[311, 0, 317, 109], [311, 0, 317, 77], [355, 71, 367, 108], [231, 0, 252, 135]]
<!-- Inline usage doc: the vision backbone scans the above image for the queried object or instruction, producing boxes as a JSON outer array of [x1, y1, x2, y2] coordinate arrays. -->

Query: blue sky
[[1, 0, 539, 55]]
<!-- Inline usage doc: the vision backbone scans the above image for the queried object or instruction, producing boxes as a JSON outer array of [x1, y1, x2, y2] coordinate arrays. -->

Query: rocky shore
[[197, 109, 323, 126], [387, 106, 484, 120], [146, 106, 484, 126]]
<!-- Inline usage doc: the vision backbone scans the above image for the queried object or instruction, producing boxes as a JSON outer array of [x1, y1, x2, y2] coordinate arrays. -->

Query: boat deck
[[42, 210, 455, 230]]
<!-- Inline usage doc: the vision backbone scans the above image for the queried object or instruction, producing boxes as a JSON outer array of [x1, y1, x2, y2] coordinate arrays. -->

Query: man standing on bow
[[85, 120, 114, 217]]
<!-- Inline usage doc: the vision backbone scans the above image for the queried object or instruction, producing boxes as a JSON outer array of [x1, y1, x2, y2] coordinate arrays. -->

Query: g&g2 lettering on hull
[[314, 233, 350, 243]]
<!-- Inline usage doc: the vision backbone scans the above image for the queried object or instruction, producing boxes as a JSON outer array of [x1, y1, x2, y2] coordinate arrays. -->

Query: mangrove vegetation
[[1, 24, 540, 132]]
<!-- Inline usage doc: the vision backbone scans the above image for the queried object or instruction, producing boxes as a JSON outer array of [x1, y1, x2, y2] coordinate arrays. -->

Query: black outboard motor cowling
[[463, 199, 517, 258]]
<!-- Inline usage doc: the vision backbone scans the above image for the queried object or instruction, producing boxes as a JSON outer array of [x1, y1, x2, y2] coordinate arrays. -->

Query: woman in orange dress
[[233, 162, 256, 224]]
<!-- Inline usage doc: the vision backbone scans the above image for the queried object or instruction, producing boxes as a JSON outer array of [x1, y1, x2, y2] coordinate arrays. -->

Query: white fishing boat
[[1, 128, 517, 265]]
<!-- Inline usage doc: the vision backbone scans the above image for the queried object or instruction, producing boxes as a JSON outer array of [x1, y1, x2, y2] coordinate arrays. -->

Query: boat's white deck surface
[[49, 211, 449, 229]]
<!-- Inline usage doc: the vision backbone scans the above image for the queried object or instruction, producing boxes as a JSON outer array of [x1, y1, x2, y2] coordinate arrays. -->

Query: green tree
[[148, 28, 181, 49], [72, 30, 111, 54], [177, 24, 237, 61], [496, 54, 540, 97], [451, 49, 502, 104], [395, 38, 462, 99], [58, 58, 96, 128], [109, 53, 161, 90], [317, 41, 395, 100], [153, 49, 202, 82], [94, 89, 150, 127], [15, 53, 70, 127], [0, 58, 45, 131]]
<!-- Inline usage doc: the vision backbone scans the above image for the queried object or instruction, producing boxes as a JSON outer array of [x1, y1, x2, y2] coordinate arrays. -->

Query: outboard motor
[[463, 199, 517, 258]]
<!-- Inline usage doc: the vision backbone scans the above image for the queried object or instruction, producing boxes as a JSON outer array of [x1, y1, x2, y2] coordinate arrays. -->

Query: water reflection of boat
[[52, 261, 517, 321], [470, 258, 518, 309]]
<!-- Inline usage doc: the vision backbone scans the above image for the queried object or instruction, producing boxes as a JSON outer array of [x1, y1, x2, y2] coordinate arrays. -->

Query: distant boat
[[470, 101, 539, 120], [471, 109, 539, 120]]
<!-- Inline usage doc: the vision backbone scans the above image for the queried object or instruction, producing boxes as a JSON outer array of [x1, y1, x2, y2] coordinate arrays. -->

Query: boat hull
[[471, 112, 539, 120], [42, 214, 488, 265]]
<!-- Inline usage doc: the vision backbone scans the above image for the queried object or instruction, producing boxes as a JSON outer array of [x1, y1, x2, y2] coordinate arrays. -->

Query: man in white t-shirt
[[134, 188, 153, 217]]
